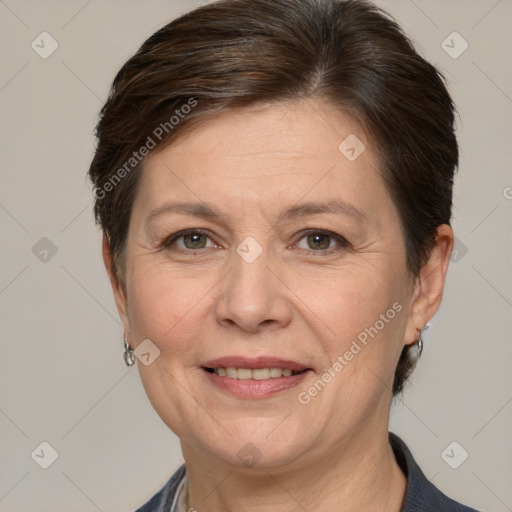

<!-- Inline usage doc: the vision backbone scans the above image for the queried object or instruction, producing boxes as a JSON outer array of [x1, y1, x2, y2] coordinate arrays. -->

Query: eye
[[161, 229, 219, 251], [294, 230, 349, 254], [160, 228, 349, 255]]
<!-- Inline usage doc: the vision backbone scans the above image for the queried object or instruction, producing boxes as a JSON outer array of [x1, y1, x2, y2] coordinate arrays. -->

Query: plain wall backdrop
[[0, 0, 511, 510]]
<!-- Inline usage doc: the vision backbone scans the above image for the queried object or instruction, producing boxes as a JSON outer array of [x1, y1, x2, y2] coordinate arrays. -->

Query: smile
[[202, 366, 313, 399], [205, 367, 305, 379]]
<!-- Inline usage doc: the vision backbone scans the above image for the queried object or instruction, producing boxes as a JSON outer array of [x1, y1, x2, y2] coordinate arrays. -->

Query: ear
[[102, 234, 131, 334], [404, 224, 454, 346]]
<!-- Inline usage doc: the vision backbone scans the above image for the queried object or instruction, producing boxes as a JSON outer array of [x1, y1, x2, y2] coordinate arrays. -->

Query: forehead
[[150, 100, 370, 171], [135, 100, 397, 228]]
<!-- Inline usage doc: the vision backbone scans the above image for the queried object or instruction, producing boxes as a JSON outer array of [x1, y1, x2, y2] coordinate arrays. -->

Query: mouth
[[202, 367, 308, 379], [200, 356, 314, 399], [201, 356, 312, 377]]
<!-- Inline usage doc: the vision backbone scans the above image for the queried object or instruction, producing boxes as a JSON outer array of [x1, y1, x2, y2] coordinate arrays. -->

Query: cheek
[[125, 259, 223, 360], [297, 263, 407, 394], [126, 265, 182, 340], [301, 262, 400, 336]]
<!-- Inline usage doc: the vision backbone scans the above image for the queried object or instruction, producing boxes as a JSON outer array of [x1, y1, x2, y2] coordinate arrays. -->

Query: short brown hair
[[88, 0, 459, 395]]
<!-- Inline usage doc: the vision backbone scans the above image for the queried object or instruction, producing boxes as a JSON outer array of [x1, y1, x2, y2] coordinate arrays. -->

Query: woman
[[88, 0, 480, 510]]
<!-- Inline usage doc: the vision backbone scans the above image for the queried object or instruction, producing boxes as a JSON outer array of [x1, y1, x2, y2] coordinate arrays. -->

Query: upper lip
[[202, 356, 311, 372]]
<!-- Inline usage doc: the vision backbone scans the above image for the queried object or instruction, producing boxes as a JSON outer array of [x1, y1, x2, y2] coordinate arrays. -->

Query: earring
[[412, 323, 429, 359], [415, 327, 424, 358], [123, 334, 136, 367]]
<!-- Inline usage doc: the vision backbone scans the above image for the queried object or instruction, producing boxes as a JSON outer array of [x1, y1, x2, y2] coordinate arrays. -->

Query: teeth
[[213, 367, 301, 379], [226, 367, 237, 378], [252, 368, 270, 380], [237, 368, 252, 379]]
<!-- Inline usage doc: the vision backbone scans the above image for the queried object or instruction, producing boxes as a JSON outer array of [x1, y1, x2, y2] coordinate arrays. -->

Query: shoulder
[[134, 463, 187, 512], [389, 432, 481, 512]]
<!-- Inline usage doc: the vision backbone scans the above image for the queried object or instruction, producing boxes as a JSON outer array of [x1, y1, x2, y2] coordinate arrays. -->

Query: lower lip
[[202, 368, 313, 399]]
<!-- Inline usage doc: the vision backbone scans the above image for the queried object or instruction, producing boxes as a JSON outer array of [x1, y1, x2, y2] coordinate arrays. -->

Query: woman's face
[[107, 100, 441, 470]]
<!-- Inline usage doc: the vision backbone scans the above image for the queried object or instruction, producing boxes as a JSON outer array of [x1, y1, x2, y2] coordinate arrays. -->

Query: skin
[[103, 99, 453, 512]]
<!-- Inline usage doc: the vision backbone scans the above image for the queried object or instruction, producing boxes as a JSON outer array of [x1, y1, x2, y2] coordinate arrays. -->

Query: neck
[[181, 427, 406, 512]]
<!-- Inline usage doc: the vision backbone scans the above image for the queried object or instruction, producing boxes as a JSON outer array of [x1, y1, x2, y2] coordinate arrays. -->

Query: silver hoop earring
[[123, 335, 136, 367], [412, 326, 425, 359], [416, 332, 423, 358]]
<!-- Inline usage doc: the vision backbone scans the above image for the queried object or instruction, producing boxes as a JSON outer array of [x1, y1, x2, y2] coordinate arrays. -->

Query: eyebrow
[[146, 199, 367, 225], [281, 200, 367, 223]]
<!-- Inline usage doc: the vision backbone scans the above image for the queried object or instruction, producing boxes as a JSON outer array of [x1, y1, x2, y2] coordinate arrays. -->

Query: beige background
[[0, 0, 511, 510]]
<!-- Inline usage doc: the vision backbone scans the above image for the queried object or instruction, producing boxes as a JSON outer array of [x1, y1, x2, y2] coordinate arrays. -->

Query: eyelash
[[160, 228, 350, 256]]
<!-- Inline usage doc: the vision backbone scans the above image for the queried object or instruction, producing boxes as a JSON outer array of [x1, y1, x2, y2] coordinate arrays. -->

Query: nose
[[215, 243, 293, 333]]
